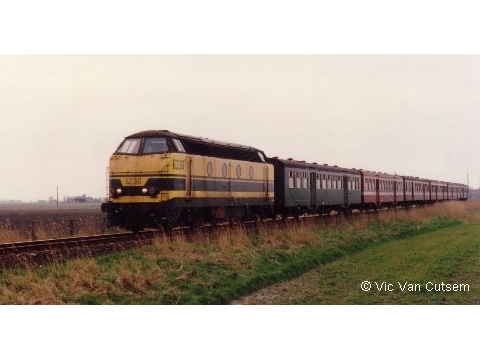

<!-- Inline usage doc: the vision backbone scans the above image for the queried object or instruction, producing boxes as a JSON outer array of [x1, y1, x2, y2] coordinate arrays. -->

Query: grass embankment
[[235, 223, 480, 304], [0, 201, 479, 304]]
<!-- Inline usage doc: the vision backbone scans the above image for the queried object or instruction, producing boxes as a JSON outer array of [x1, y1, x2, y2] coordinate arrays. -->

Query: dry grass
[[147, 200, 480, 264]]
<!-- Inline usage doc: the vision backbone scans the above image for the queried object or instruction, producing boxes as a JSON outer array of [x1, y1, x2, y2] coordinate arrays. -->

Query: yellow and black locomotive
[[101, 130, 274, 231]]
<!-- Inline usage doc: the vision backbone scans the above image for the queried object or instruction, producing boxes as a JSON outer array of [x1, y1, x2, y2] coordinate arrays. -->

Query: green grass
[[0, 213, 466, 304], [237, 223, 480, 304]]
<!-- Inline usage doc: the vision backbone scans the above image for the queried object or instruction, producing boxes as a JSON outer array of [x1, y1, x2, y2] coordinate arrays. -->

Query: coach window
[[288, 171, 294, 188], [296, 172, 301, 188], [316, 174, 321, 189], [303, 173, 308, 188]]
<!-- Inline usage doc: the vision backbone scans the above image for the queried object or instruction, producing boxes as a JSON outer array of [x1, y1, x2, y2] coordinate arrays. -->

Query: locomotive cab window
[[143, 137, 169, 154]]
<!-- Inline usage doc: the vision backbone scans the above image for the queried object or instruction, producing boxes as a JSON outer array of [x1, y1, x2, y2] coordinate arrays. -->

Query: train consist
[[101, 130, 469, 231]]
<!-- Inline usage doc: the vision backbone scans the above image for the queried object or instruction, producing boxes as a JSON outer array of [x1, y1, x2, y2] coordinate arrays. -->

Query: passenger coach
[[269, 158, 361, 216]]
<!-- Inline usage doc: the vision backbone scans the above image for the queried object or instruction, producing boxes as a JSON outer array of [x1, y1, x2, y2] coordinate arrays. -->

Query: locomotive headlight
[[116, 188, 123, 195], [141, 187, 148, 194]]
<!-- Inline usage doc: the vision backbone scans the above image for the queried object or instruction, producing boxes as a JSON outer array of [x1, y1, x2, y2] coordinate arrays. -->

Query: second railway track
[[0, 231, 161, 268]]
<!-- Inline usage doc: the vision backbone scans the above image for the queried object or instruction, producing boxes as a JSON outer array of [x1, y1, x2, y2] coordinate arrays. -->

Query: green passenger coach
[[269, 158, 362, 216]]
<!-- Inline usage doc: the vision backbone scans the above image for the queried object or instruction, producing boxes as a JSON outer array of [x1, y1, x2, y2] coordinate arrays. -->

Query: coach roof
[[269, 157, 360, 175]]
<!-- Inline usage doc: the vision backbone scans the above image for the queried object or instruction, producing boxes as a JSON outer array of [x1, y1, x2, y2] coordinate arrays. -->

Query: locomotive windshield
[[116, 137, 170, 155]]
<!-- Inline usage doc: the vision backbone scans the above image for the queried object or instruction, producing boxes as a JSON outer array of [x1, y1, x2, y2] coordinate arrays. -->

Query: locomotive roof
[[127, 130, 264, 153], [269, 157, 360, 175]]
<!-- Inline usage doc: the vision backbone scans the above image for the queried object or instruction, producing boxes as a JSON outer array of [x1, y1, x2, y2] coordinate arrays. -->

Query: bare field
[[0, 203, 109, 243]]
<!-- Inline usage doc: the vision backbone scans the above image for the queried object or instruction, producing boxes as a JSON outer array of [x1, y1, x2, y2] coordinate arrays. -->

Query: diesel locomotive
[[101, 130, 274, 231], [101, 130, 469, 231]]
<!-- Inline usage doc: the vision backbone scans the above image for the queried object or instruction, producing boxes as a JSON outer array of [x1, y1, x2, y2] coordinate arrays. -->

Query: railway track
[[0, 205, 415, 269]]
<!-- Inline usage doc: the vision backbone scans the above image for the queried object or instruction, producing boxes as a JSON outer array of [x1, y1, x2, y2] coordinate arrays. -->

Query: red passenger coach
[[431, 180, 443, 202], [360, 170, 404, 209], [403, 176, 430, 204]]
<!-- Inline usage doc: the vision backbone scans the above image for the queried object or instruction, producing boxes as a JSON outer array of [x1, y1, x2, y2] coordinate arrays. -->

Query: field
[[1, 200, 479, 304], [0, 203, 112, 243]]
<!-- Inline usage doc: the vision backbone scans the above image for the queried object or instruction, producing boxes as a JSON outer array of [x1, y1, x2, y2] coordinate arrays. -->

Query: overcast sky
[[1, 55, 478, 201]]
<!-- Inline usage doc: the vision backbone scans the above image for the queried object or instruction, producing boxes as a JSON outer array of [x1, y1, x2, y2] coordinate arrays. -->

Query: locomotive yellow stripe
[[112, 190, 275, 203]]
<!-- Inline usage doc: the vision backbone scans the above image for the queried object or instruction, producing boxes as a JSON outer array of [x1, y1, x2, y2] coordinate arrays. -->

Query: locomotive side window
[[143, 137, 169, 154], [258, 152, 266, 162], [172, 139, 186, 153]]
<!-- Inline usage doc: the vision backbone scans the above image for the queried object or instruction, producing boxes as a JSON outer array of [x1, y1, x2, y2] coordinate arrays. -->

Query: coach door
[[375, 179, 380, 205], [393, 180, 397, 205], [343, 175, 349, 207], [310, 172, 316, 209]]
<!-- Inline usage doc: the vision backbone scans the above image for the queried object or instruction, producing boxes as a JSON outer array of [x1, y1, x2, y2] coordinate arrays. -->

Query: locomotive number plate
[[125, 177, 142, 186]]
